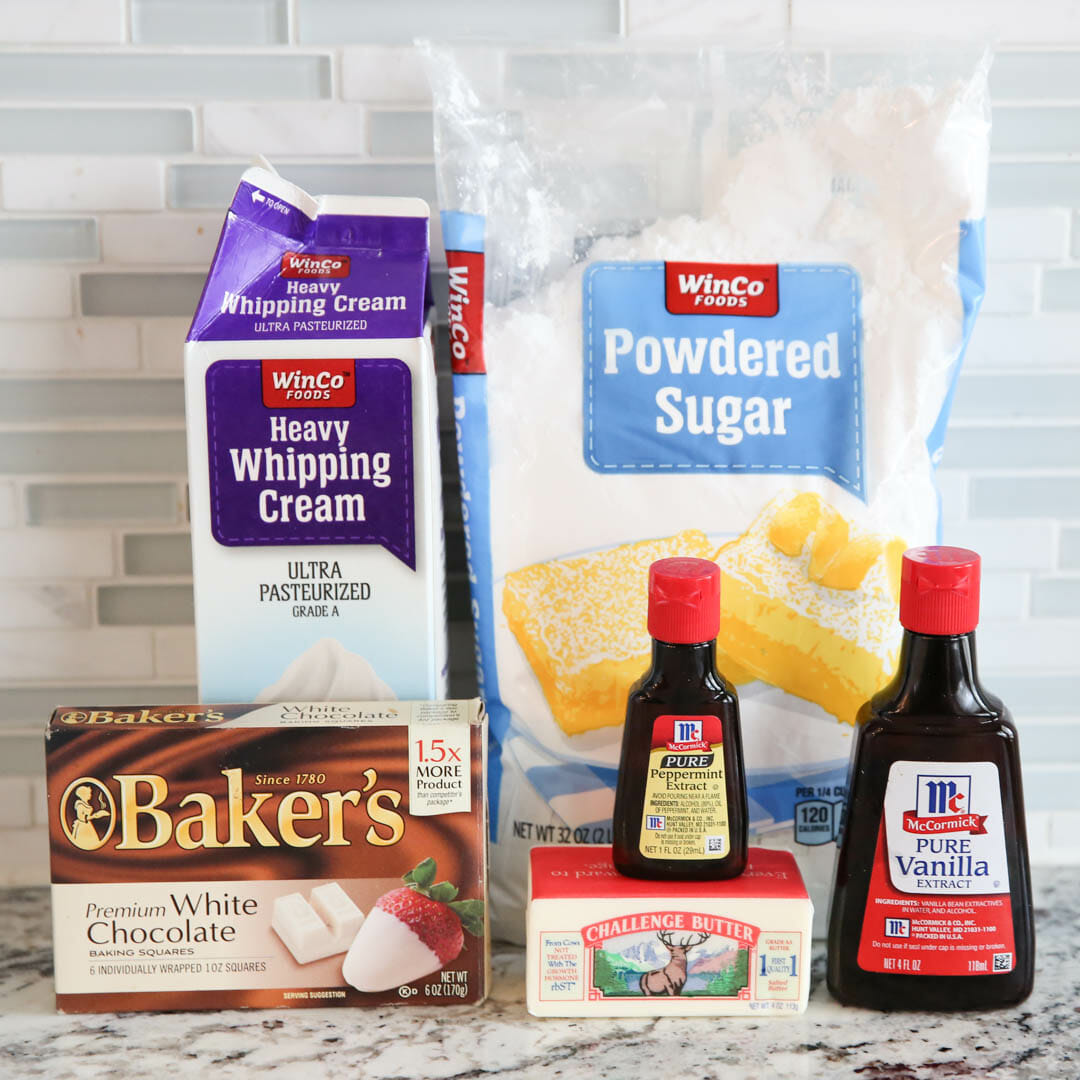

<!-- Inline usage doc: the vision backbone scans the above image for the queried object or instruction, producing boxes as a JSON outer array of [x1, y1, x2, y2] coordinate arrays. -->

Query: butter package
[[46, 700, 487, 1013], [185, 164, 447, 703], [527, 846, 811, 1017]]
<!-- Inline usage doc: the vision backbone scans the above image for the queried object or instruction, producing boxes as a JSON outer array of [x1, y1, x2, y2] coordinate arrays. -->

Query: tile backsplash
[[2, 0, 1078, 882]]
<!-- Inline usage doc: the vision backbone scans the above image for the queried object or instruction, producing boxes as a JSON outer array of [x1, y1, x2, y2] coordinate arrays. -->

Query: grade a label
[[583, 261, 865, 500], [856, 760, 1015, 976], [638, 715, 729, 861]]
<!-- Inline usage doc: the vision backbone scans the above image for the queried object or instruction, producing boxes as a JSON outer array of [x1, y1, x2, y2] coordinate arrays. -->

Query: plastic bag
[[423, 41, 991, 941]]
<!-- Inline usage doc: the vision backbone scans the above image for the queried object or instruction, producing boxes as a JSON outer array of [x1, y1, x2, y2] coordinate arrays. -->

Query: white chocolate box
[[527, 846, 812, 1017], [46, 700, 487, 1012]]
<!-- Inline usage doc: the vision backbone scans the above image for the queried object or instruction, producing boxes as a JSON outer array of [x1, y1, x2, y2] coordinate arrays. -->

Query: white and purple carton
[[185, 166, 447, 702]]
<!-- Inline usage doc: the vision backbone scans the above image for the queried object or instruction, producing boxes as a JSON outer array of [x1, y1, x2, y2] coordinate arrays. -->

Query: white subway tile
[[80, 271, 205, 318], [965, 315, 1080, 369], [301, 0, 619, 43], [793, 1, 1080, 39], [26, 482, 180, 526], [1062, 527, 1080, 569], [0, 218, 98, 261], [31, 776, 47, 828], [981, 263, 1037, 316], [942, 519, 1056, 569], [0, 482, 16, 529], [990, 163, 1080, 209], [0, 267, 72, 319], [981, 571, 1029, 620], [1031, 576, 1080, 617], [935, 469, 967, 534], [133, 0, 289, 45], [368, 110, 432, 158], [100, 213, 223, 265], [979, 620, 1080, 671], [0, 529, 113, 578], [0, 583, 90, 629], [1042, 268, 1080, 313], [0, 628, 154, 679], [203, 103, 366, 156], [970, 477, 1080, 520], [986, 209, 1068, 263], [0, 826, 49, 886], [950, 373, 1080, 420], [1049, 811, 1080, 851], [140, 317, 189, 372], [98, 583, 193, 626], [0, 430, 188, 474], [124, 532, 192, 576], [0, 52, 331, 101], [0, 0, 125, 43], [943, 424, 1080, 469], [0, 377, 183, 424], [0, 107, 193, 155], [3, 157, 163, 212], [993, 106, 1080, 155], [341, 46, 431, 103], [628, 0, 786, 34], [153, 626, 195, 678], [1026, 811, 1053, 860], [0, 320, 139, 372], [994, 50, 1080, 99], [0, 776, 32, 829]]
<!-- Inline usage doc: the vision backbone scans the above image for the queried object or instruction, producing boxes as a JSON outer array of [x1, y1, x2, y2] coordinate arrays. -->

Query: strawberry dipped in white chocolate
[[343, 858, 484, 992]]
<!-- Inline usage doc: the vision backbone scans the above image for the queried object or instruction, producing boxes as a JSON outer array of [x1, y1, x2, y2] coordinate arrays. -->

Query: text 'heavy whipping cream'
[[185, 165, 447, 703]]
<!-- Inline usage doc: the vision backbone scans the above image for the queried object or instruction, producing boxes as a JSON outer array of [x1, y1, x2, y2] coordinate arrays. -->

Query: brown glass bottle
[[827, 547, 1034, 1009], [612, 558, 748, 880]]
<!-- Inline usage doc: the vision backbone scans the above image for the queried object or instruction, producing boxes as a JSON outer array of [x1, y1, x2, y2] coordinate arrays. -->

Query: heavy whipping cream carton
[[46, 700, 487, 1012], [185, 165, 446, 702], [527, 846, 811, 1017]]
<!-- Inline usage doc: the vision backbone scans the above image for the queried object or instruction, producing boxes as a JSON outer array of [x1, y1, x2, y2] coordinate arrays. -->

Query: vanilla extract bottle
[[612, 557, 748, 880], [827, 547, 1034, 1009]]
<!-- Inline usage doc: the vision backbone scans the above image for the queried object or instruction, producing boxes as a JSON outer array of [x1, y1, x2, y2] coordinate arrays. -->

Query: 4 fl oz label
[[857, 760, 1015, 976], [638, 715, 729, 860]]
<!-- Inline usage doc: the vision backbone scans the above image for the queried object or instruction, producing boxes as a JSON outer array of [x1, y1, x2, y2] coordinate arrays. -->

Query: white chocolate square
[[272, 885, 365, 965]]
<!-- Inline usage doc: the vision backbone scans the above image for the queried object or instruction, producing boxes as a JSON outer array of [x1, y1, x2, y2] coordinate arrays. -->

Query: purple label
[[206, 357, 415, 569], [187, 179, 431, 342]]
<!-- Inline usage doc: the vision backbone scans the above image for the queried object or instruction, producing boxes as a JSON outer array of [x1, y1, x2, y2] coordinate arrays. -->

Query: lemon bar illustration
[[715, 492, 905, 726], [503, 530, 753, 736]]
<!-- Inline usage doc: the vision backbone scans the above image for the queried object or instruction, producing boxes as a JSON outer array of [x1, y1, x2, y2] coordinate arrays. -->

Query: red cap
[[648, 557, 721, 644], [899, 546, 981, 635]]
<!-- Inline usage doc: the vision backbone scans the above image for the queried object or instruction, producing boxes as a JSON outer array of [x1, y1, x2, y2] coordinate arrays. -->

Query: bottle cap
[[899, 546, 981, 635], [648, 557, 721, 644]]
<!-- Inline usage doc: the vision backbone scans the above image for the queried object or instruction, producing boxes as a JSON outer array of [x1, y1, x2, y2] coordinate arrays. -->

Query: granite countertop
[[2, 870, 1077, 1080]]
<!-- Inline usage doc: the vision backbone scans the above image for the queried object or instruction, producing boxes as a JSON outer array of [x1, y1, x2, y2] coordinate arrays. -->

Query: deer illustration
[[639, 930, 710, 996]]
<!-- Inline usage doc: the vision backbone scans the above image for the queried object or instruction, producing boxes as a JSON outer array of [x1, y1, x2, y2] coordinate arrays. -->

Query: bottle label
[[638, 715, 729, 860], [856, 760, 1015, 976]]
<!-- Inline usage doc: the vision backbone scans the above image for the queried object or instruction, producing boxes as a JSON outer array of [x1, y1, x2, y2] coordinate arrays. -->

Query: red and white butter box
[[526, 846, 812, 1017]]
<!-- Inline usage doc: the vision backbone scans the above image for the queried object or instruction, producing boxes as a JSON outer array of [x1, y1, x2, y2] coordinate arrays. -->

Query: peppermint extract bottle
[[827, 547, 1034, 1009], [613, 557, 748, 880]]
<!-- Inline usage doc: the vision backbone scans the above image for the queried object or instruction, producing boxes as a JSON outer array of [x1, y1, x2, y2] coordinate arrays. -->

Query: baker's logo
[[664, 262, 779, 317], [59, 777, 116, 851], [280, 251, 351, 279], [903, 773, 987, 835]]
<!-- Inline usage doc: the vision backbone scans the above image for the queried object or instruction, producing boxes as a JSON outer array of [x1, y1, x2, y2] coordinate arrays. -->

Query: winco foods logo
[[280, 251, 351, 279], [664, 261, 779, 317]]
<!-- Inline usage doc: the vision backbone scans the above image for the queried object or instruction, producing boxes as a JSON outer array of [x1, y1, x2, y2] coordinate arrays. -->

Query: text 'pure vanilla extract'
[[827, 547, 1034, 1009]]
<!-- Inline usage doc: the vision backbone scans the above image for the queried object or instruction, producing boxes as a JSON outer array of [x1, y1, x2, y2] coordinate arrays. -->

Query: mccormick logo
[[280, 251, 351, 279], [262, 358, 356, 409], [902, 773, 987, 835], [667, 718, 710, 753], [664, 261, 779, 317]]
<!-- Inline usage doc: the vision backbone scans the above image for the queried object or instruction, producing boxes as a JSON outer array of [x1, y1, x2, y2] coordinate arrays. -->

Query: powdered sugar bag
[[423, 43, 991, 941]]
